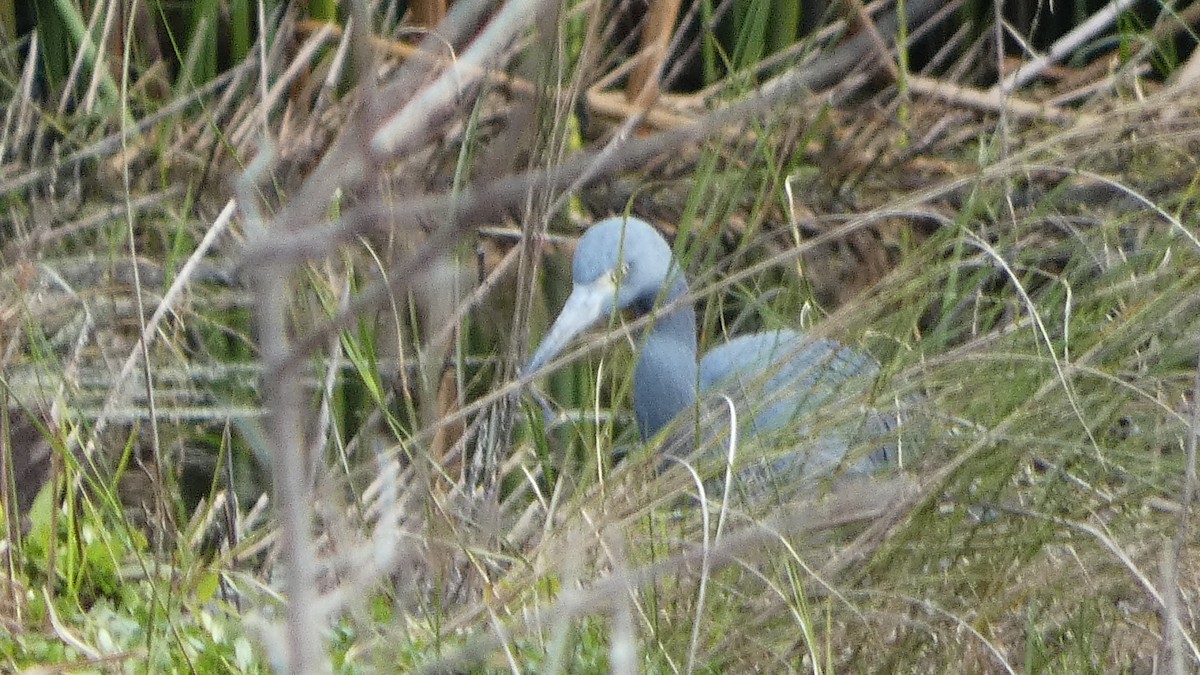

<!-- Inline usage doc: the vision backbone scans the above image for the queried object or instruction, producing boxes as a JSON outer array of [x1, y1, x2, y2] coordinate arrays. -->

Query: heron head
[[525, 217, 683, 374]]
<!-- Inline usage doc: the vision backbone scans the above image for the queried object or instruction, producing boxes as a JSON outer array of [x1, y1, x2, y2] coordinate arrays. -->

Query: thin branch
[[994, 0, 1142, 94]]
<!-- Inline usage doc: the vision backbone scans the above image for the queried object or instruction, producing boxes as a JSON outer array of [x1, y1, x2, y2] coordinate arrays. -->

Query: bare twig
[[371, 0, 552, 156], [909, 74, 1092, 125], [843, 0, 900, 82], [1164, 350, 1200, 673], [82, 200, 237, 453], [624, 0, 682, 105], [993, 0, 1141, 94]]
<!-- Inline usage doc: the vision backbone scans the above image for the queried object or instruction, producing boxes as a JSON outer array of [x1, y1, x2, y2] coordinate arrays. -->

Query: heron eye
[[609, 262, 630, 285]]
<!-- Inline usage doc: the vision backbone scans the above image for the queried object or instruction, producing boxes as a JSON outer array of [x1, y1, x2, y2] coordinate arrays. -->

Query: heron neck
[[632, 279, 699, 439]]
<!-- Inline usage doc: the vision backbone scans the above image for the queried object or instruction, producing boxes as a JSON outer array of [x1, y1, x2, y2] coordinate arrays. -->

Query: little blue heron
[[526, 216, 894, 483]]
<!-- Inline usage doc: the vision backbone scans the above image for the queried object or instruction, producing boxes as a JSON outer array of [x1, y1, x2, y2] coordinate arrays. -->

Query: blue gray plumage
[[525, 216, 894, 487]]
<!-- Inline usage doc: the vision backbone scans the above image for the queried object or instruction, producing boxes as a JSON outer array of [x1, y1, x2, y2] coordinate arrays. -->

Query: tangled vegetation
[[1, 0, 1198, 672]]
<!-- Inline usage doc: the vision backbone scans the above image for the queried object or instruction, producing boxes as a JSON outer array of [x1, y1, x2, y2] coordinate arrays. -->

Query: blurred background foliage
[[1, 0, 1199, 672]]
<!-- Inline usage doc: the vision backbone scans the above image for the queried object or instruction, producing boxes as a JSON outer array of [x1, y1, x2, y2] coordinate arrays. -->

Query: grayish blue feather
[[525, 216, 895, 488]]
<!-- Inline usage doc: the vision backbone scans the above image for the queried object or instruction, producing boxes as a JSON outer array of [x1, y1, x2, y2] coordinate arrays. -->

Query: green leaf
[[195, 570, 221, 603]]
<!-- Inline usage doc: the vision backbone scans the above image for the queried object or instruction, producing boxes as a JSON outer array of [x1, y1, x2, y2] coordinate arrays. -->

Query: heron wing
[[696, 330, 896, 482]]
